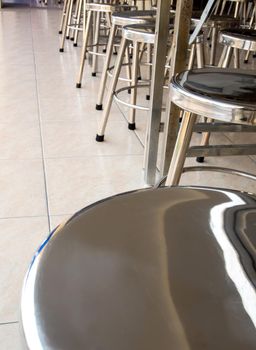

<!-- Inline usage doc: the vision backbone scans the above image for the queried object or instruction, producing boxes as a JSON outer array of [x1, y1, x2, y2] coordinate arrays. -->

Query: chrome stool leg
[[92, 10, 101, 76], [95, 23, 117, 110], [209, 27, 217, 66], [70, 0, 80, 41], [233, 47, 240, 68], [128, 40, 140, 130], [166, 112, 197, 186], [73, 0, 83, 47], [125, 46, 132, 94], [220, 45, 233, 68], [146, 42, 152, 100], [59, 0, 73, 52], [59, 0, 69, 34], [66, 0, 75, 39], [96, 37, 128, 141], [76, 8, 93, 88]]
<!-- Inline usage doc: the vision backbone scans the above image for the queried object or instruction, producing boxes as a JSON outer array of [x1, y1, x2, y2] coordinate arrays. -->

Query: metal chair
[[95, 9, 156, 110], [21, 184, 256, 349], [166, 68, 256, 186], [192, 12, 240, 66], [96, 23, 204, 142], [75, 2, 135, 88], [218, 28, 256, 66]]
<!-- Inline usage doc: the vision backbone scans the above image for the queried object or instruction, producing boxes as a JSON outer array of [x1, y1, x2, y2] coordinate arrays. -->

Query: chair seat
[[21, 186, 256, 349], [219, 28, 256, 51], [171, 68, 256, 124], [112, 10, 156, 26], [221, 28, 256, 39]]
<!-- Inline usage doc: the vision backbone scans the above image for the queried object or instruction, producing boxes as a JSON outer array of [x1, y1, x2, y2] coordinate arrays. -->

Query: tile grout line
[[29, 8, 51, 233], [0, 321, 19, 326]]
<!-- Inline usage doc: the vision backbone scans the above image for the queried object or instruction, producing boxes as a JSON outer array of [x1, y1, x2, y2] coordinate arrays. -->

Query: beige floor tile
[[38, 96, 93, 122], [0, 122, 42, 160], [39, 95, 124, 123], [50, 214, 72, 231], [41, 120, 143, 158], [0, 95, 39, 123], [0, 80, 37, 100], [0, 160, 47, 217], [0, 217, 49, 323], [0, 51, 34, 67], [0, 323, 23, 350], [0, 64, 35, 82], [45, 155, 145, 215]]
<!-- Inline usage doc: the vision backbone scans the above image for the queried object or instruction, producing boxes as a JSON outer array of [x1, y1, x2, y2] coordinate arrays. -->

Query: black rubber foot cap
[[58, 31, 62, 34], [128, 123, 136, 130], [70, 37, 74, 41], [138, 76, 142, 81], [102, 49, 106, 53], [244, 59, 248, 63], [66, 36, 69, 39], [128, 89, 131, 94], [73, 43, 77, 47], [76, 83, 81, 88], [96, 134, 104, 142], [92, 72, 96, 77], [196, 156, 205, 163], [59, 48, 64, 52], [113, 51, 118, 55], [96, 104, 103, 111], [253, 54, 256, 58], [146, 95, 150, 100]]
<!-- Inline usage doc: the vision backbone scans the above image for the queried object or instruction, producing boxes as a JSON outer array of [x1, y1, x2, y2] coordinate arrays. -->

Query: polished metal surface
[[170, 68, 256, 125], [84, 3, 134, 13], [220, 28, 256, 51], [123, 23, 157, 43], [122, 22, 174, 43], [112, 9, 156, 26], [21, 186, 256, 349]]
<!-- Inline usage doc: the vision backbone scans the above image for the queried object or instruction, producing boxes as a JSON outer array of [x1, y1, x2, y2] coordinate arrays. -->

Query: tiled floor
[[0, 5, 255, 348]]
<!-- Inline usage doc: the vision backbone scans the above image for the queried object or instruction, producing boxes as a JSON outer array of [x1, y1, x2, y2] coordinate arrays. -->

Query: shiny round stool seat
[[171, 68, 256, 124], [112, 9, 156, 26], [166, 68, 256, 185], [219, 28, 256, 66], [220, 28, 256, 50], [21, 186, 256, 350]]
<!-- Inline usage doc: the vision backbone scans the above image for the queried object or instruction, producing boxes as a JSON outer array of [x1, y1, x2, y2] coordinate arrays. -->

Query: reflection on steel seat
[[166, 68, 256, 185], [21, 186, 256, 349]]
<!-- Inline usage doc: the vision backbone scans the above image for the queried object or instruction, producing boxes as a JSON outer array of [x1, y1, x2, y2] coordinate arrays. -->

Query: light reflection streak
[[210, 191, 256, 328]]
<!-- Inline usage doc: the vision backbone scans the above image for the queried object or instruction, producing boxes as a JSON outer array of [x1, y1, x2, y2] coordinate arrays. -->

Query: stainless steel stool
[[21, 185, 256, 350], [76, 2, 134, 88], [96, 23, 204, 142], [59, 0, 83, 50], [220, 0, 248, 21], [192, 12, 240, 66], [166, 68, 256, 186], [219, 28, 256, 66], [96, 23, 162, 141], [95, 9, 156, 110]]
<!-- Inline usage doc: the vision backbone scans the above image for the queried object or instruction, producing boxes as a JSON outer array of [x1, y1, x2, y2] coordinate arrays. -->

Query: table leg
[[144, 0, 172, 185]]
